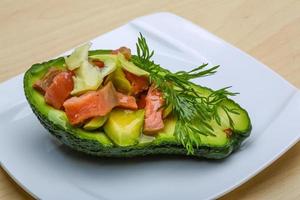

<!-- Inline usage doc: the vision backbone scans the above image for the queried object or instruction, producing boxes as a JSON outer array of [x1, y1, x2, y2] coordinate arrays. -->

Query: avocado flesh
[[83, 116, 108, 131], [90, 53, 149, 77], [104, 109, 145, 146], [157, 116, 176, 138], [110, 67, 132, 94], [162, 104, 172, 119], [117, 53, 149, 76], [24, 50, 252, 159]]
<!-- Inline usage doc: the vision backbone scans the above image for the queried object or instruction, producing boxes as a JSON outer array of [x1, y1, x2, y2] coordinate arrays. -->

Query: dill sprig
[[131, 33, 238, 155]]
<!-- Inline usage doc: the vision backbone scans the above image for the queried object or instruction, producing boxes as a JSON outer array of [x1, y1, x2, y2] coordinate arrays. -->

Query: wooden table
[[0, 0, 299, 199]]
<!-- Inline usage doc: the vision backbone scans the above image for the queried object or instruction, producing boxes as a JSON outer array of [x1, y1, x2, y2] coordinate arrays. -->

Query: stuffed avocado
[[24, 34, 251, 159]]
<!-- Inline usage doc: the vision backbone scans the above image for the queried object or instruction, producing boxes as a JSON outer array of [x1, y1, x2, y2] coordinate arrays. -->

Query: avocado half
[[23, 50, 252, 159]]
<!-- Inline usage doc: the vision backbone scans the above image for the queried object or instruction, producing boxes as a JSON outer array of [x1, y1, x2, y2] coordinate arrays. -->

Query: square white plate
[[0, 12, 300, 200]]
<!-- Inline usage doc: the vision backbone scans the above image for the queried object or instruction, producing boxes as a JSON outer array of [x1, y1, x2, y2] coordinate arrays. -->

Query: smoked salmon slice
[[111, 47, 131, 60], [137, 94, 147, 109], [116, 92, 138, 110], [90, 59, 105, 68], [33, 68, 62, 94], [63, 82, 138, 125], [143, 85, 165, 134], [63, 82, 118, 125], [124, 70, 149, 95], [44, 71, 73, 109]]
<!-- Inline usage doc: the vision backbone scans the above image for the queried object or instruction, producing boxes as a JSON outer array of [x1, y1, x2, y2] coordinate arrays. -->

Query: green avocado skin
[[24, 50, 252, 159]]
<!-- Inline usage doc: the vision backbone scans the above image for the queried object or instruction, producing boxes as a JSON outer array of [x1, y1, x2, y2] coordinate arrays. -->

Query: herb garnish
[[131, 33, 239, 155]]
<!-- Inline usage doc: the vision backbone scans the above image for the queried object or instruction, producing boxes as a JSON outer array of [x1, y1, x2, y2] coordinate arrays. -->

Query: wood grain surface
[[0, 0, 299, 199]]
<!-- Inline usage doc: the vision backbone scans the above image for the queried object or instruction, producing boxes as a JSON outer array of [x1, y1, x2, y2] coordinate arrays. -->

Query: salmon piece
[[63, 82, 119, 125], [116, 92, 138, 110], [124, 70, 149, 95], [63, 81, 138, 125], [44, 71, 73, 109], [33, 68, 62, 94], [111, 47, 131, 60], [90, 59, 105, 68], [143, 85, 165, 134], [137, 94, 146, 109]]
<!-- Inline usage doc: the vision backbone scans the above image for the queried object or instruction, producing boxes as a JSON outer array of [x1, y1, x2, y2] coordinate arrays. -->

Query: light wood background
[[0, 0, 299, 199]]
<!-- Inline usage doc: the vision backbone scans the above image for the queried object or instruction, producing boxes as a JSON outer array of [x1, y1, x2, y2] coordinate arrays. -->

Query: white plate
[[0, 12, 300, 200]]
